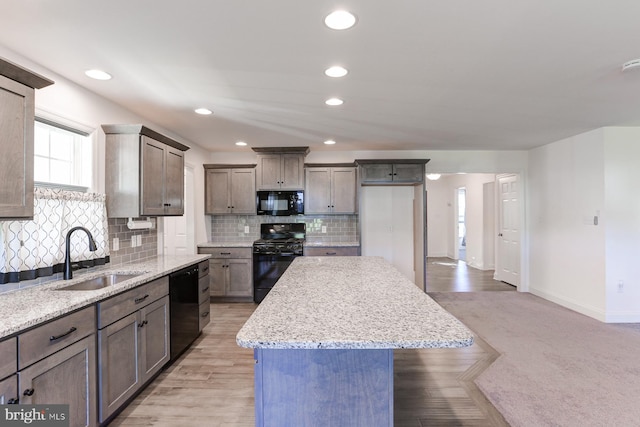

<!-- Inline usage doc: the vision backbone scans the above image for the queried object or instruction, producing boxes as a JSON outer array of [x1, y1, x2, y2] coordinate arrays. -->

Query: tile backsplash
[[107, 218, 158, 266], [209, 214, 359, 243]]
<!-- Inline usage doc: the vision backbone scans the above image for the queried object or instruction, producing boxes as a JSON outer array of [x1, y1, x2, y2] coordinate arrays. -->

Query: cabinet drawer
[[198, 260, 210, 278], [0, 338, 16, 380], [198, 275, 210, 305], [18, 306, 95, 369], [198, 301, 211, 331], [304, 247, 360, 257], [98, 276, 169, 328], [199, 247, 251, 259]]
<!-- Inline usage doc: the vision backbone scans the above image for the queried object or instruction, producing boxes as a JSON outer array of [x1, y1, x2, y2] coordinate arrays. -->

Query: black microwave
[[256, 191, 304, 216]]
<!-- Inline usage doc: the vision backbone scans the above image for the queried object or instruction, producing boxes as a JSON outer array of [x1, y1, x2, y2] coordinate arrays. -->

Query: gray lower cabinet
[[198, 260, 211, 331], [97, 280, 169, 423], [198, 247, 253, 299], [17, 307, 97, 427], [0, 337, 18, 404], [304, 246, 360, 256]]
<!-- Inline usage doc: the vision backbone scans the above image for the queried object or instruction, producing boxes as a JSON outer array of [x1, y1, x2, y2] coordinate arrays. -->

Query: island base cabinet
[[254, 348, 393, 427], [18, 335, 96, 427], [0, 374, 18, 404]]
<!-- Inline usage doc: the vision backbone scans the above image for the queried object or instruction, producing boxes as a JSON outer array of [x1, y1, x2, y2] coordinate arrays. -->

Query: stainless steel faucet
[[64, 226, 98, 280]]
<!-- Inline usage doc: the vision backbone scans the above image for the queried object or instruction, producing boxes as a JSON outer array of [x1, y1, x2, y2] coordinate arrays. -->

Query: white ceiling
[[3, 1, 640, 152]]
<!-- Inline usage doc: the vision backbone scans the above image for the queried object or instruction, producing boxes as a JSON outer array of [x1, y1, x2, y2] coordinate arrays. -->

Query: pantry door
[[163, 165, 195, 255]]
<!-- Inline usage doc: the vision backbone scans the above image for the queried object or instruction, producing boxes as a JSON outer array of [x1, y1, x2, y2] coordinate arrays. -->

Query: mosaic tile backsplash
[[209, 214, 359, 243]]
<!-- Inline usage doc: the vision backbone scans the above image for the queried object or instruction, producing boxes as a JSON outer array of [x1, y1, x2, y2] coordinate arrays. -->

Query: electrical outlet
[[618, 280, 624, 293], [136, 235, 143, 246], [321, 226, 327, 233], [244, 225, 250, 234], [112, 237, 119, 252], [130, 237, 136, 248]]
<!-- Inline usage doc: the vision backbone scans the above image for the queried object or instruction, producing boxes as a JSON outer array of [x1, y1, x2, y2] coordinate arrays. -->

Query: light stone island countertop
[[236, 256, 474, 350], [0, 254, 210, 339]]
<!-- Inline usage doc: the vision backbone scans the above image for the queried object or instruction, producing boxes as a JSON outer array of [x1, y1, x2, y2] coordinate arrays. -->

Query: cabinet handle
[[138, 320, 148, 328], [23, 388, 35, 397], [202, 286, 209, 293], [220, 252, 231, 255], [201, 311, 210, 317], [7, 397, 19, 404], [326, 252, 337, 255], [164, 203, 171, 207], [134, 294, 150, 304], [49, 326, 77, 342]]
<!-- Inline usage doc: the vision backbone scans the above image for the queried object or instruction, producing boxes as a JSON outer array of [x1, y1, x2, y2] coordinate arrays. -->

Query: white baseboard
[[529, 287, 607, 322]]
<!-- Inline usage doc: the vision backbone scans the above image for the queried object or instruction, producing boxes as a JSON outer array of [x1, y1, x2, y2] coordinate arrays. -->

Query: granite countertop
[[236, 256, 473, 350], [0, 254, 210, 339]]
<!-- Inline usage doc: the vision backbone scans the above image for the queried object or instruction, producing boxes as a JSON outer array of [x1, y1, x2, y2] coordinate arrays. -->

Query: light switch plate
[[321, 226, 327, 233], [112, 237, 119, 251], [244, 225, 250, 234]]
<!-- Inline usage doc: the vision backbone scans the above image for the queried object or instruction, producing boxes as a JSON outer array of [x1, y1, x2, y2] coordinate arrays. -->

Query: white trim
[[529, 287, 607, 322]]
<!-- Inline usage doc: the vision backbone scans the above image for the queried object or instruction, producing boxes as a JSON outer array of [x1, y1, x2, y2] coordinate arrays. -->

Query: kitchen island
[[236, 256, 474, 427]]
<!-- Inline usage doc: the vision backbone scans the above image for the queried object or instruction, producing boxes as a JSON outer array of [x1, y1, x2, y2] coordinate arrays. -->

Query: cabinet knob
[[23, 388, 35, 397]]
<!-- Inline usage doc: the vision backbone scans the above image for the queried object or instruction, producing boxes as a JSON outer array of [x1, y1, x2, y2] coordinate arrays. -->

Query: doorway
[[456, 187, 466, 261], [161, 164, 195, 255]]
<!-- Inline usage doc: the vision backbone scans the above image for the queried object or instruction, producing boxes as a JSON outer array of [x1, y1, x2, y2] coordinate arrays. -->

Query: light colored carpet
[[430, 292, 640, 427]]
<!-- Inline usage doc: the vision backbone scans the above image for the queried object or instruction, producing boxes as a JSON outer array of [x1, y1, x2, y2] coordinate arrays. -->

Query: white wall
[[603, 128, 640, 321], [528, 129, 607, 320]]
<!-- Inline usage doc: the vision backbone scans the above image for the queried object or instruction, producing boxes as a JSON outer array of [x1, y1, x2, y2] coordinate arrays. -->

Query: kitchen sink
[[56, 273, 140, 291]]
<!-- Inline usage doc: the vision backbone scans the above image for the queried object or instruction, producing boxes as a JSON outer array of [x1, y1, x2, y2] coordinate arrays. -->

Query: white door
[[163, 165, 195, 255], [495, 174, 520, 286], [361, 186, 415, 282]]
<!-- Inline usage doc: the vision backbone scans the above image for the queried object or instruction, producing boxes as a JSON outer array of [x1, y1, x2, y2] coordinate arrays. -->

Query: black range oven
[[253, 223, 305, 303]]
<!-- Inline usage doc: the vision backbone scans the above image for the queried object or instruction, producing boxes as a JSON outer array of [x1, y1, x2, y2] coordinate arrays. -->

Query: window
[[34, 119, 92, 190]]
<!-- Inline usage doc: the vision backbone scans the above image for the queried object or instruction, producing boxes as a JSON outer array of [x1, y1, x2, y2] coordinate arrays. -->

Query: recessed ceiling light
[[325, 97, 344, 106], [85, 69, 112, 80], [325, 66, 348, 78], [325, 10, 357, 30], [195, 108, 213, 115], [235, 141, 247, 146], [622, 59, 640, 72], [324, 139, 336, 145]]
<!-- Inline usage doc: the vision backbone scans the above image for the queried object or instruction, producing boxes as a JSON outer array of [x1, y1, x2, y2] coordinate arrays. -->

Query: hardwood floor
[[426, 257, 516, 292], [112, 259, 511, 426]]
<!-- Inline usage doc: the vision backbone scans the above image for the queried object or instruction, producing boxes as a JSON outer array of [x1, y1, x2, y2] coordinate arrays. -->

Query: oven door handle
[[279, 252, 296, 256]]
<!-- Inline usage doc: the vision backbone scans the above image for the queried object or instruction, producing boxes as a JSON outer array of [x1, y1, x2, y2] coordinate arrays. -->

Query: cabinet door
[[139, 296, 169, 384], [305, 168, 331, 214], [280, 154, 304, 189], [256, 155, 282, 190], [19, 335, 96, 427], [0, 374, 18, 404], [331, 168, 357, 214], [209, 259, 227, 297], [141, 136, 167, 216], [393, 164, 424, 183], [98, 312, 140, 422], [226, 258, 253, 297], [230, 168, 256, 214], [164, 146, 185, 215], [205, 169, 231, 214], [360, 164, 394, 183], [0, 75, 34, 218]]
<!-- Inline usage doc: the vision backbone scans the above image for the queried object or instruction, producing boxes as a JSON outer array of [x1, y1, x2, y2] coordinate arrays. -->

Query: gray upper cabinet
[[305, 165, 357, 214], [0, 58, 53, 219], [204, 165, 256, 215], [103, 125, 189, 218], [253, 147, 309, 190], [357, 160, 428, 185]]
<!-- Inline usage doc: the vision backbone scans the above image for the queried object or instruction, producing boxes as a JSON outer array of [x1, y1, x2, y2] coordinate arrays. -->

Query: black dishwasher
[[169, 265, 200, 361]]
